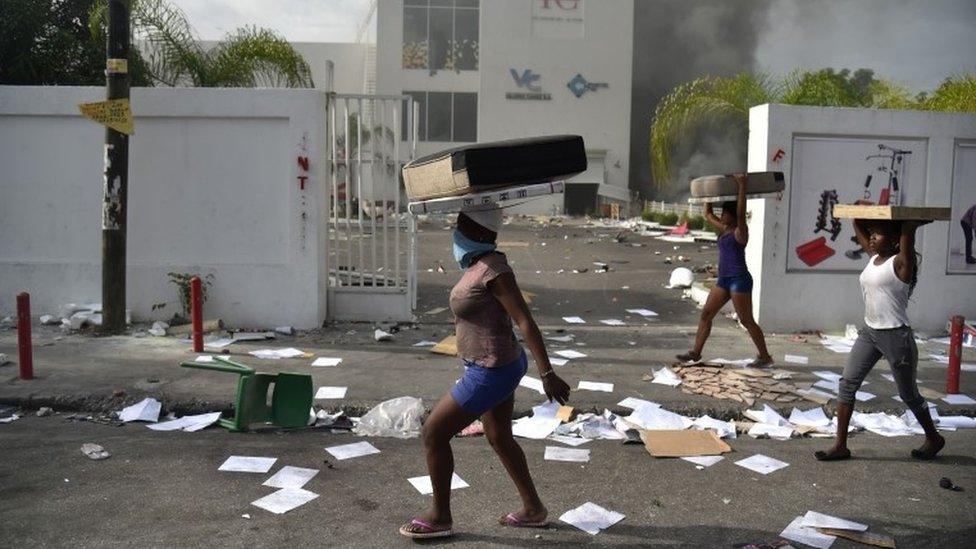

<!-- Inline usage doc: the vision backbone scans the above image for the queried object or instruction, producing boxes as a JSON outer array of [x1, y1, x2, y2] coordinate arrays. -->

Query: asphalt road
[[1, 415, 974, 547]]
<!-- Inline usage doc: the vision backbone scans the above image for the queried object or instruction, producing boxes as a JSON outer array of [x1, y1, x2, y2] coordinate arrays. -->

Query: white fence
[[0, 86, 329, 329]]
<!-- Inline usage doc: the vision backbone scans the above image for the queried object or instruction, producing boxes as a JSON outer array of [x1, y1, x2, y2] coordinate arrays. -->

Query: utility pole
[[101, 0, 130, 333]]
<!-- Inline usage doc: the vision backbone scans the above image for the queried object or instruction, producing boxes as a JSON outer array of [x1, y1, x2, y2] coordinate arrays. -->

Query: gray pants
[[839, 326, 925, 413]]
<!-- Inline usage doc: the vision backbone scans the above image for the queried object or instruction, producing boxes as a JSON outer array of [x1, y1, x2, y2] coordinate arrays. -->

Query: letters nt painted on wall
[[297, 156, 309, 190]]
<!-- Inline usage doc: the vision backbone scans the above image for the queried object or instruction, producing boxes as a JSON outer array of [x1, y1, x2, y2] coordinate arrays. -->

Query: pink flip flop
[[500, 512, 549, 528], [399, 518, 453, 539]]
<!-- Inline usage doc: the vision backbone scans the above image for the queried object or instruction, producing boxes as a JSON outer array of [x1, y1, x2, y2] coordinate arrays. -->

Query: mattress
[[689, 171, 785, 199], [401, 135, 586, 201]]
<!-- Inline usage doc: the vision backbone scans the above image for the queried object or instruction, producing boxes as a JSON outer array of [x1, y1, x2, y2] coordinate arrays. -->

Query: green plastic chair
[[180, 356, 313, 431]]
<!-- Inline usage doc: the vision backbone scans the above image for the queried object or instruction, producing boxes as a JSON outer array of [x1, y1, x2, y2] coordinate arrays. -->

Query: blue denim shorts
[[716, 273, 753, 293], [450, 349, 528, 415]]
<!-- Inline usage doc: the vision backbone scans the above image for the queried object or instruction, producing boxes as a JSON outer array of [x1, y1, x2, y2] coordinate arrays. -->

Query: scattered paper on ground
[[194, 355, 215, 363], [734, 454, 789, 475], [147, 412, 221, 432], [942, 394, 976, 405], [512, 416, 561, 439], [599, 319, 625, 326], [219, 456, 277, 473], [626, 309, 658, 317], [263, 466, 319, 489], [563, 316, 586, 324], [801, 510, 868, 532], [681, 455, 724, 467], [785, 354, 809, 365], [548, 434, 590, 446], [555, 349, 587, 359], [408, 473, 469, 495], [118, 398, 161, 423], [578, 381, 613, 392], [204, 338, 235, 350], [547, 335, 575, 342], [618, 397, 660, 410], [519, 376, 545, 395], [780, 516, 836, 549], [315, 386, 348, 399], [311, 357, 342, 367], [640, 429, 731, 457], [249, 348, 307, 360], [651, 367, 682, 387], [559, 502, 625, 535], [324, 441, 380, 460], [550, 357, 570, 366], [251, 488, 318, 514], [412, 340, 438, 347], [544, 446, 590, 462]]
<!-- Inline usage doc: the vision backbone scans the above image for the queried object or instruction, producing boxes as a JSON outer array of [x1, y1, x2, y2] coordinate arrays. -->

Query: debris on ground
[[148, 321, 168, 337], [670, 363, 803, 406], [667, 267, 694, 289], [939, 477, 963, 492], [408, 473, 469, 495], [560, 502, 625, 535], [458, 420, 484, 437], [148, 412, 222, 432], [639, 429, 731, 457], [0, 405, 21, 424], [0, 353, 8, 366], [117, 397, 162, 423], [80, 443, 111, 460], [352, 396, 423, 438], [248, 348, 308, 359], [374, 329, 394, 342], [274, 326, 294, 335], [36, 407, 53, 417], [430, 334, 458, 356]]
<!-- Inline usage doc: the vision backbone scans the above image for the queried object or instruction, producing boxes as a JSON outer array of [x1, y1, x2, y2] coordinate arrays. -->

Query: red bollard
[[946, 315, 964, 395], [16, 292, 33, 380], [190, 277, 203, 353]]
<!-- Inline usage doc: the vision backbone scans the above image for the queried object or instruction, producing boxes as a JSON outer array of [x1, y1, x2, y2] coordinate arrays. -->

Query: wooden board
[[832, 204, 951, 221]]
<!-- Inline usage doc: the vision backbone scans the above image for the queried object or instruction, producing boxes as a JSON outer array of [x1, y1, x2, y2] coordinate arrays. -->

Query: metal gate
[[326, 93, 418, 321]]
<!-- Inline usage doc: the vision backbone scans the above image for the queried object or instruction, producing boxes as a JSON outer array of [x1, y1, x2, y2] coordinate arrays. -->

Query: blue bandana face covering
[[453, 230, 497, 269]]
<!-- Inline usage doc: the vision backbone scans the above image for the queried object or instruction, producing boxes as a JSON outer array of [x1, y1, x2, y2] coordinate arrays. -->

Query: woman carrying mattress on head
[[399, 208, 571, 540], [676, 173, 774, 369]]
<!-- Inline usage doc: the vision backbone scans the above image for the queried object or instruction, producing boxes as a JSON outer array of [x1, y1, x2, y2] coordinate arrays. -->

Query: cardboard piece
[[639, 429, 731, 457], [557, 406, 574, 422], [833, 204, 951, 221], [816, 528, 896, 548], [431, 335, 458, 356]]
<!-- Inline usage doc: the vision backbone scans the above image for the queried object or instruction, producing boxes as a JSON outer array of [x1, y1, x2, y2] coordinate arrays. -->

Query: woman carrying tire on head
[[676, 173, 774, 368], [399, 209, 571, 539]]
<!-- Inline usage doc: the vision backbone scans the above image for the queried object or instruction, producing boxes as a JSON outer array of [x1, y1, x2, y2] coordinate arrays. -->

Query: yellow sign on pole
[[78, 99, 134, 135]]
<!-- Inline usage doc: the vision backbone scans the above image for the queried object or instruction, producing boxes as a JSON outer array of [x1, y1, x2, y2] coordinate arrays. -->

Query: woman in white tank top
[[815, 217, 945, 462]]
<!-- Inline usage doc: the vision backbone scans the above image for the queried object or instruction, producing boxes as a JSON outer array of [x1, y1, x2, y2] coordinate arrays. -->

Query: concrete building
[[372, 0, 634, 215]]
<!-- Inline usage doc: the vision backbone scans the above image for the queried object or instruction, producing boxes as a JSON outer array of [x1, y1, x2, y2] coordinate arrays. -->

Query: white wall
[[747, 103, 976, 332], [0, 86, 329, 329]]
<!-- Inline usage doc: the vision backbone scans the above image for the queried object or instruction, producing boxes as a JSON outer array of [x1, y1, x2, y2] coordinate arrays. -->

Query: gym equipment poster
[[948, 140, 976, 274], [787, 136, 927, 272]]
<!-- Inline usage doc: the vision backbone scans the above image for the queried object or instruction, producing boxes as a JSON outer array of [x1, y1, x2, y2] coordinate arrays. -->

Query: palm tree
[[650, 69, 975, 187], [89, 0, 313, 88]]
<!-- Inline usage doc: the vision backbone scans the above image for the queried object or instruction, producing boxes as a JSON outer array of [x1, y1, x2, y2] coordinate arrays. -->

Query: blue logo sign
[[510, 69, 542, 92], [567, 73, 609, 98]]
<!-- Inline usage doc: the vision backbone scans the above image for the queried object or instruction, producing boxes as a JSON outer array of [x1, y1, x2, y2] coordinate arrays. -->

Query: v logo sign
[[509, 69, 542, 92]]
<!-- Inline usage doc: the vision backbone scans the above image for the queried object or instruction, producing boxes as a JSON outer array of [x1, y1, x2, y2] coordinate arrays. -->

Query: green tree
[[89, 0, 314, 88], [0, 0, 150, 85], [650, 68, 976, 187]]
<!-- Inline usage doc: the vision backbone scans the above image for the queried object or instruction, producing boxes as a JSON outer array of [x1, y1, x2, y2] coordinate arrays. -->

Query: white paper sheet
[[311, 357, 342, 367], [855, 390, 876, 402], [942, 393, 976, 405], [147, 412, 221, 432], [315, 386, 347, 399], [708, 358, 754, 366], [938, 416, 976, 429], [547, 335, 575, 342], [797, 387, 836, 401], [549, 357, 570, 366], [850, 411, 919, 437], [412, 340, 438, 347], [626, 406, 691, 430], [559, 502, 625, 535], [789, 407, 830, 428], [219, 456, 277, 473], [881, 373, 896, 382], [519, 376, 546, 395], [532, 400, 561, 418], [251, 488, 318, 514], [780, 516, 836, 549], [784, 354, 809, 365], [555, 349, 587, 359], [599, 319, 626, 326], [544, 446, 590, 462], [617, 397, 660, 410], [812, 371, 843, 382], [682, 455, 724, 467], [118, 398, 161, 423], [626, 309, 658, 317], [800, 510, 868, 531], [512, 416, 561, 439], [744, 404, 791, 427], [204, 338, 235, 349], [548, 434, 590, 446], [928, 354, 976, 371], [324, 441, 380, 460], [562, 316, 586, 324], [194, 355, 215, 363], [692, 415, 737, 439], [814, 379, 840, 393], [249, 348, 306, 359], [233, 331, 275, 341], [748, 423, 794, 441], [651, 367, 682, 387], [263, 466, 319, 489], [734, 454, 789, 475], [407, 473, 469, 495], [578, 381, 614, 392]]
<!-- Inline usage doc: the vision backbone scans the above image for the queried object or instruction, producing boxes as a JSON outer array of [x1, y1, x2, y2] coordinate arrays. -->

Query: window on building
[[403, 91, 477, 142], [402, 0, 479, 73]]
